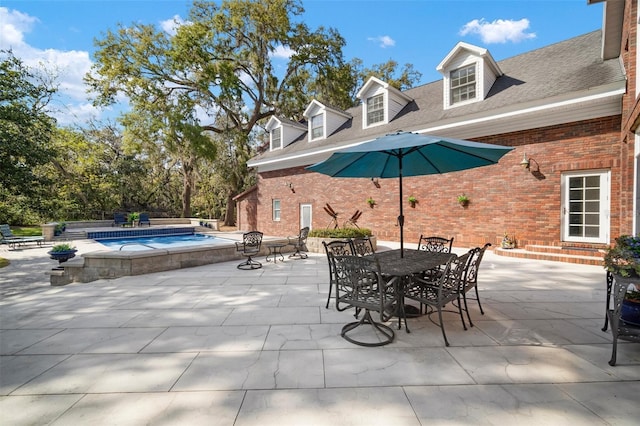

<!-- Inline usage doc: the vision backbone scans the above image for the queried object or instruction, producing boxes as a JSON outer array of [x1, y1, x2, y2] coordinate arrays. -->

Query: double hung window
[[366, 94, 384, 126], [450, 64, 476, 105]]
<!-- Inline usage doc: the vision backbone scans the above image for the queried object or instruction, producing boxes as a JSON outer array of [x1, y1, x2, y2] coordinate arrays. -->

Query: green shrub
[[50, 243, 76, 252], [308, 228, 372, 238]]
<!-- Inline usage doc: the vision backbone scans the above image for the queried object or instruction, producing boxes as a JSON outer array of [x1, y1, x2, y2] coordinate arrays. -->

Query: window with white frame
[[271, 127, 282, 150], [311, 113, 324, 140], [366, 94, 384, 126], [450, 64, 476, 105], [272, 199, 281, 221]]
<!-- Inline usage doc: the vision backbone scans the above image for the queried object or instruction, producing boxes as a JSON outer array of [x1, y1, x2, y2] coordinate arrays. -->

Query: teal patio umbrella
[[306, 131, 513, 257]]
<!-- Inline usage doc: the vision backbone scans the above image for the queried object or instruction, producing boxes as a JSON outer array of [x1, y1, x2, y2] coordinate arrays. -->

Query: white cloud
[[160, 14, 186, 36], [0, 7, 38, 49], [459, 18, 536, 44], [367, 35, 395, 49], [271, 45, 294, 59]]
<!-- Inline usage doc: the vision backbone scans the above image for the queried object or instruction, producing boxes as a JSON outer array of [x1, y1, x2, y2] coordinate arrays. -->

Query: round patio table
[[265, 243, 286, 263]]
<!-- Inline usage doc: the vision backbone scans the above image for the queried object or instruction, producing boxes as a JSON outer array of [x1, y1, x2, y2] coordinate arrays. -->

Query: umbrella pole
[[398, 157, 404, 258]]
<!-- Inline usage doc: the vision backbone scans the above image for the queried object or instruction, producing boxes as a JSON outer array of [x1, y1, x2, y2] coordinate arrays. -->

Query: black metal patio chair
[[287, 227, 309, 259], [235, 231, 263, 270], [459, 242, 492, 327], [331, 254, 397, 346], [323, 239, 355, 310], [607, 275, 640, 366], [403, 252, 470, 346]]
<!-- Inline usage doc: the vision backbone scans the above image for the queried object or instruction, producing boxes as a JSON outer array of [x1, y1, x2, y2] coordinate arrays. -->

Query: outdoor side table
[[266, 243, 286, 263]]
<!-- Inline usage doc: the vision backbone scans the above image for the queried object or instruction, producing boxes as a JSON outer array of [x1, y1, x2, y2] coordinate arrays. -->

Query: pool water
[[96, 234, 234, 251]]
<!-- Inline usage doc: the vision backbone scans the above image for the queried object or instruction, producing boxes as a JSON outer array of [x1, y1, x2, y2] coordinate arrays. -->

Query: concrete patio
[[1, 240, 639, 425]]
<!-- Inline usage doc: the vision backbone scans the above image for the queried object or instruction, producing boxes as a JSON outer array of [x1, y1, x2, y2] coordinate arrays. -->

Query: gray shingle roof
[[249, 30, 624, 167]]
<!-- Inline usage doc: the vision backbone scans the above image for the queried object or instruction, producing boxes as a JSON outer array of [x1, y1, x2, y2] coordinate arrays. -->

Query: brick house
[[240, 0, 639, 261]]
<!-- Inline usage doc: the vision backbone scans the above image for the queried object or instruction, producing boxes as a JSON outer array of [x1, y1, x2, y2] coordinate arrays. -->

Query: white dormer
[[356, 76, 412, 129], [302, 100, 352, 141], [265, 116, 306, 151], [437, 42, 502, 109]]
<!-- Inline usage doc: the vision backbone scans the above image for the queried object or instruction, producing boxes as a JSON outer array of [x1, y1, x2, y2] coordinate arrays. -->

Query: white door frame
[[300, 203, 312, 230], [561, 170, 610, 243]]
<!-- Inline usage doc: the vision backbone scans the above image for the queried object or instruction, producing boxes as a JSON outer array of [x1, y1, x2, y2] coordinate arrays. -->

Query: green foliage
[[457, 194, 469, 203], [308, 228, 372, 238], [0, 51, 56, 198], [50, 243, 75, 252], [0, 257, 9, 268], [604, 235, 640, 278]]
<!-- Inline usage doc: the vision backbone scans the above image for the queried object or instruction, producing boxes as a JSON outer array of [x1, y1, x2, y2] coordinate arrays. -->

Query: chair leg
[[237, 255, 262, 270], [437, 306, 450, 347], [341, 310, 395, 347], [462, 293, 473, 327], [325, 282, 333, 309], [457, 295, 468, 330], [474, 286, 485, 315], [608, 335, 618, 366]]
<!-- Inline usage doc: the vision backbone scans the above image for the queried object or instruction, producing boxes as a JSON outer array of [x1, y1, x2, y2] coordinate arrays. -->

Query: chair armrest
[[235, 242, 244, 251]]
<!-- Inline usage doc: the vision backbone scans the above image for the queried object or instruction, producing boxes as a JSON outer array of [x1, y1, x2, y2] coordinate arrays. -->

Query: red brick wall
[[252, 116, 621, 248], [620, 0, 639, 235]]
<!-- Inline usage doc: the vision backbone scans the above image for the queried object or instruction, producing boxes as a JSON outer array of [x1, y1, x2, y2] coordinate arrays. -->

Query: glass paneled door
[[561, 171, 609, 243], [300, 203, 312, 230]]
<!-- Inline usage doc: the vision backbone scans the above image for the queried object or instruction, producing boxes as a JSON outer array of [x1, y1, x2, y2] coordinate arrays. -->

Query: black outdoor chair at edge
[[235, 231, 263, 270], [330, 254, 398, 347], [459, 243, 492, 327], [416, 235, 455, 281], [606, 275, 640, 366], [287, 227, 309, 259], [323, 239, 355, 309]]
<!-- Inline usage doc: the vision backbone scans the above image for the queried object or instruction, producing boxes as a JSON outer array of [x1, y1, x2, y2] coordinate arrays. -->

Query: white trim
[[634, 133, 640, 235], [415, 87, 626, 135], [561, 170, 610, 244]]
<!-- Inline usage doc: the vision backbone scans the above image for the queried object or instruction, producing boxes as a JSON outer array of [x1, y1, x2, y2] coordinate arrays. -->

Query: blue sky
[[1, 0, 604, 126]]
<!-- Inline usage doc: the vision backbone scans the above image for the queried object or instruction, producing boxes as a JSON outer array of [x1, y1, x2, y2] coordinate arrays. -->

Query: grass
[[0, 258, 9, 268]]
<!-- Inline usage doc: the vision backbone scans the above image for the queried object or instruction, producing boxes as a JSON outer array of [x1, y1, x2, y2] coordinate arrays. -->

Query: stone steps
[[495, 244, 604, 266]]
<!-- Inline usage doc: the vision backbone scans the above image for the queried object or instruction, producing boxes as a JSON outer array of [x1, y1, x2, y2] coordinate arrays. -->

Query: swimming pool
[[96, 234, 234, 251]]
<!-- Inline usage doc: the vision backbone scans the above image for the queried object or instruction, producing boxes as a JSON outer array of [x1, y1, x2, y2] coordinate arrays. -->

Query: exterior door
[[561, 170, 610, 243], [300, 204, 312, 230]]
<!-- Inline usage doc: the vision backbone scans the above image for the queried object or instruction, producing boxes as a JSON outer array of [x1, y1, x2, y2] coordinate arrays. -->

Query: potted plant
[[366, 197, 376, 208], [501, 232, 516, 249], [54, 222, 66, 236], [48, 243, 78, 266], [603, 235, 640, 325], [408, 195, 418, 208], [457, 194, 470, 207], [128, 212, 140, 226]]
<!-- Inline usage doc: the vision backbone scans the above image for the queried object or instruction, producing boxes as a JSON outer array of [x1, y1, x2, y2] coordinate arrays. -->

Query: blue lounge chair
[[112, 213, 128, 227], [138, 213, 151, 226], [0, 224, 44, 249]]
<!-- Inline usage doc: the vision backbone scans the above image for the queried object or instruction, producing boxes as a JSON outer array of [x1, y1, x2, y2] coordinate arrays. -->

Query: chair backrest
[[297, 227, 310, 243], [138, 213, 150, 222], [114, 213, 127, 224], [241, 231, 263, 253], [351, 237, 375, 256], [437, 252, 471, 302], [0, 224, 14, 238], [330, 254, 392, 319], [418, 235, 454, 253], [465, 243, 491, 286]]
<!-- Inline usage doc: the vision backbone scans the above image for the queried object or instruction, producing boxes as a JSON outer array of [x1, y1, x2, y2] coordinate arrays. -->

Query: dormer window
[[450, 64, 477, 105], [437, 42, 502, 110], [311, 113, 324, 140], [366, 94, 385, 126], [271, 127, 282, 150]]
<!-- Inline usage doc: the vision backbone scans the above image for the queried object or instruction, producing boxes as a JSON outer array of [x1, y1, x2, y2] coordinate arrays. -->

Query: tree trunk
[[224, 193, 235, 226]]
